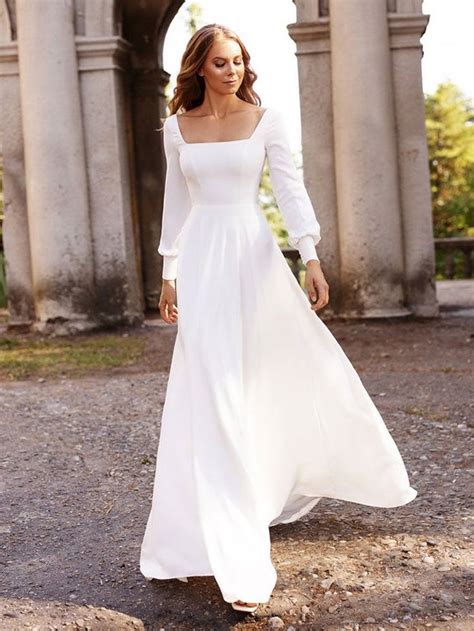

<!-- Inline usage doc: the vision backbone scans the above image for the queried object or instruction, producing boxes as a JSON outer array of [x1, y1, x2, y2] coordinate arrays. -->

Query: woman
[[139, 23, 417, 613]]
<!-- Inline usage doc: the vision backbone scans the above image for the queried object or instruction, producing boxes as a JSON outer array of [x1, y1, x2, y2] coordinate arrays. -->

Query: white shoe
[[231, 600, 259, 613], [144, 575, 188, 583]]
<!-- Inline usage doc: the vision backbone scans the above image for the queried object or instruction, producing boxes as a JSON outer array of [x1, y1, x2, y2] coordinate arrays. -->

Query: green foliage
[[425, 82, 474, 237], [259, 153, 308, 248], [185, 3, 203, 36], [259, 161, 288, 245]]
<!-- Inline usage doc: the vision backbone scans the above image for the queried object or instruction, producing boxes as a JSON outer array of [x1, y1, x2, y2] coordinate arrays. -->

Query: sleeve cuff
[[162, 254, 178, 280], [297, 235, 319, 265]]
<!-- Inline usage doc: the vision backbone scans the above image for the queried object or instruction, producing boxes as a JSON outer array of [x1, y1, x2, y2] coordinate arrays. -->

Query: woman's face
[[198, 38, 245, 95]]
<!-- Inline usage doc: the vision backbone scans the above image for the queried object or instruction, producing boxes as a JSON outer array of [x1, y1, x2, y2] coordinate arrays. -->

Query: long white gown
[[139, 106, 417, 604]]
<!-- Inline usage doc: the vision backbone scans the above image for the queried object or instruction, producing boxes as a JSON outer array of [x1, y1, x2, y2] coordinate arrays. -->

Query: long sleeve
[[157, 116, 192, 280], [264, 108, 321, 264]]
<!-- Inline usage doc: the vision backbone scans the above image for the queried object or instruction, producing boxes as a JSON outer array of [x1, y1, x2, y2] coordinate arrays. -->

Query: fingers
[[159, 300, 178, 324], [308, 280, 329, 312]]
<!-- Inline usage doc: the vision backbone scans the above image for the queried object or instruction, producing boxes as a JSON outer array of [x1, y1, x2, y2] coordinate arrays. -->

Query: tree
[[425, 82, 474, 237], [185, 3, 203, 37]]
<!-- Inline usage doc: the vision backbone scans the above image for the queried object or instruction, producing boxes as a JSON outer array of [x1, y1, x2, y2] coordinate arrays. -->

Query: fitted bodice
[[170, 111, 268, 207], [157, 105, 322, 280]]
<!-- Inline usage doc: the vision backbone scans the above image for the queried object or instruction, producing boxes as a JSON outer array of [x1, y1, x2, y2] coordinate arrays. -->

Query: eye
[[215, 60, 243, 68]]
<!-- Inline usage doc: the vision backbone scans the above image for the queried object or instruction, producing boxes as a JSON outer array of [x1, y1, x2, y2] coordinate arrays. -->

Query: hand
[[159, 279, 178, 324], [304, 260, 329, 312]]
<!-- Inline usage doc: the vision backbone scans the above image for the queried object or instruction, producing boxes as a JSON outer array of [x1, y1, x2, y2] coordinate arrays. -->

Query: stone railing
[[281, 247, 305, 282], [283, 237, 474, 282], [434, 237, 474, 279]]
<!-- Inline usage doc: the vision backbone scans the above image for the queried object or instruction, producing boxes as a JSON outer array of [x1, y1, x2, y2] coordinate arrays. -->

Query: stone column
[[77, 36, 144, 325], [16, 0, 96, 332], [289, 1, 341, 317], [130, 66, 170, 309], [0, 41, 35, 325], [330, 0, 410, 317], [389, 3, 439, 316]]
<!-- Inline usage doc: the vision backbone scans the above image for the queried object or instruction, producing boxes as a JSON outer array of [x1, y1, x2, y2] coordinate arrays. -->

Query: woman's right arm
[[157, 115, 192, 281]]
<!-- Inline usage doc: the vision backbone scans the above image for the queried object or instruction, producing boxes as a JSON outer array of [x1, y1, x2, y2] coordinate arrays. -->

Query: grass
[[403, 405, 449, 421], [0, 333, 145, 381]]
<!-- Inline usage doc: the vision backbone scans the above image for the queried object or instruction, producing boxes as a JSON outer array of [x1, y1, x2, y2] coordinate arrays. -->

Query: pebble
[[320, 577, 335, 590], [268, 616, 285, 629], [440, 591, 453, 603]]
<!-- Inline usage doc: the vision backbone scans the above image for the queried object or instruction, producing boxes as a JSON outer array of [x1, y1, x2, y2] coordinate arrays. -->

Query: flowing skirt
[[139, 202, 417, 603]]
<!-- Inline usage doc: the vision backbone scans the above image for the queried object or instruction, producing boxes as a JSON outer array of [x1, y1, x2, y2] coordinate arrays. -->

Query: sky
[[164, 0, 474, 150]]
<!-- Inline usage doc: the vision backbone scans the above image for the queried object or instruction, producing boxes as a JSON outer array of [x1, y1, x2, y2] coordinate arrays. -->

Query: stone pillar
[[77, 36, 144, 325], [0, 41, 35, 325], [389, 4, 439, 316], [330, 0, 410, 317], [131, 66, 170, 309], [16, 0, 96, 332], [289, 2, 341, 317]]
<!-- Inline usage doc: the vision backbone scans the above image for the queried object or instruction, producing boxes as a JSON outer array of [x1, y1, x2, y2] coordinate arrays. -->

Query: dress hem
[[140, 486, 417, 584]]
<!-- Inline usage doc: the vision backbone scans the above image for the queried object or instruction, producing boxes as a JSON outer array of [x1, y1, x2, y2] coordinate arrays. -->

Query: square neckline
[[173, 107, 269, 146]]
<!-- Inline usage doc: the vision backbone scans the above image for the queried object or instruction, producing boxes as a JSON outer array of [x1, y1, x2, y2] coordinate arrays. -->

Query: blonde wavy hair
[[161, 23, 261, 125]]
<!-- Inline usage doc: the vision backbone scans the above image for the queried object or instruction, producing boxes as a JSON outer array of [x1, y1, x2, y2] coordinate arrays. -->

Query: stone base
[[409, 303, 440, 318], [32, 317, 101, 337], [336, 307, 414, 320], [5, 319, 34, 333], [31, 311, 144, 336]]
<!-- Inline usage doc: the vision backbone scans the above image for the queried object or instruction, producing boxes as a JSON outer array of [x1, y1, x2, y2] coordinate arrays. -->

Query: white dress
[[139, 106, 417, 604]]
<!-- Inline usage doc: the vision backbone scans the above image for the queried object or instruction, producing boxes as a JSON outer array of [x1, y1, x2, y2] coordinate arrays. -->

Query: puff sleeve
[[157, 116, 192, 280], [264, 108, 321, 264]]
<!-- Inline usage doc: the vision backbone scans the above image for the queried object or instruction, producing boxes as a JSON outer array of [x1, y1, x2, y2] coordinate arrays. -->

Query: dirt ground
[[0, 309, 473, 631]]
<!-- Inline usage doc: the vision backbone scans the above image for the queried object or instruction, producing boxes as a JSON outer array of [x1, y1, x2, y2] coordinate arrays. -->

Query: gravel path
[[0, 314, 473, 630]]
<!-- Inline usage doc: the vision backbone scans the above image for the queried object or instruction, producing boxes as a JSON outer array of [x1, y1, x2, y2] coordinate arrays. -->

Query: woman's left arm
[[264, 108, 329, 312]]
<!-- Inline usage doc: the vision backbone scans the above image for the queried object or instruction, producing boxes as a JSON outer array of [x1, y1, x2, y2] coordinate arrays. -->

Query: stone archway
[[75, 0, 187, 319], [0, 0, 184, 333], [290, 0, 438, 318], [120, 0, 185, 312], [0, 0, 439, 331]]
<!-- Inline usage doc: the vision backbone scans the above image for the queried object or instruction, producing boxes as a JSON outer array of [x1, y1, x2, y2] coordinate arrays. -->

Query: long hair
[[165, 23, 261, 120]]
